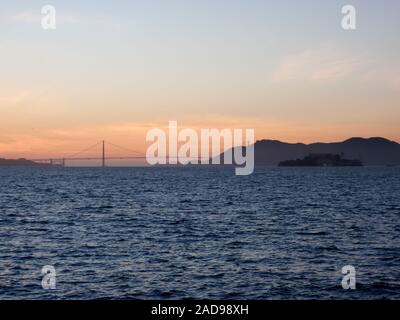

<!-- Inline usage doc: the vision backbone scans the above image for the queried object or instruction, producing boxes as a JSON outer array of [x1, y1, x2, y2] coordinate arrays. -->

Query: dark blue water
[[0, 167, 399, 299]]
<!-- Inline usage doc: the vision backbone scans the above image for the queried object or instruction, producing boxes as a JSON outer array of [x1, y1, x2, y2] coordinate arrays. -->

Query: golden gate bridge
[[29, 140, 147, 167]]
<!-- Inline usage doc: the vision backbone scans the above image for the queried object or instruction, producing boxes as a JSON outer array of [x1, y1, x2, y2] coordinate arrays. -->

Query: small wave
[[296, 231, 328, 236]]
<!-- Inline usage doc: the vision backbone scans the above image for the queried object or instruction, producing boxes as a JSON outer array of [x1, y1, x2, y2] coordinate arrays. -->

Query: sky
[[0, 0, 399, 159]]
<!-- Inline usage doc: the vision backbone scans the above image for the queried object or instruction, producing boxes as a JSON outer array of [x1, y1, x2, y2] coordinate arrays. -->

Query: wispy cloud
[[0, 90, 34, 105], [2, 11, 140, 29], [362, 62, 400, 92], [272, 44, 366, 83], [11, 11, 40, 24], [0, 136, 15, 144]]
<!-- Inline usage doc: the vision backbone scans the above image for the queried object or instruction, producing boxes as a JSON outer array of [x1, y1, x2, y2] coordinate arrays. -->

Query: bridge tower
[[102, 140, 105, 168]]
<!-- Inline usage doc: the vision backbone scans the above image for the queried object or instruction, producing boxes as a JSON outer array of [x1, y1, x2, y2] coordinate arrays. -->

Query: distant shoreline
[[0, 158, 50, 167], [0, 164, 398, 168], [2, 136, 400, 167]]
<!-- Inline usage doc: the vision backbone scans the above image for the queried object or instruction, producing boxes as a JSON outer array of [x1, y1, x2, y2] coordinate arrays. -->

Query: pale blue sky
[[0, 0, 399, 156]]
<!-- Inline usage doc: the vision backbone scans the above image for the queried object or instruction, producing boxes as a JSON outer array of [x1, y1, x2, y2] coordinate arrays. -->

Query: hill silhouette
[[0, 158, 47, 166], [224, 137, 400, 166]]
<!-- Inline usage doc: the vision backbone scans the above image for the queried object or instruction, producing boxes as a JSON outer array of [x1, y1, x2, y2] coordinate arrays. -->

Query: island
[[278, 153, 363, 167]]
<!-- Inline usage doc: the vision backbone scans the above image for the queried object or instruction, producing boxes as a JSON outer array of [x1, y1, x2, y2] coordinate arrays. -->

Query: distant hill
[[0, 158, 45, 166], [223, 137, 400, 166]]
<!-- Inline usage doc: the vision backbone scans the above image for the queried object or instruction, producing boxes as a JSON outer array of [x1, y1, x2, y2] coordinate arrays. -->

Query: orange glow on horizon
[[1, 117, 399, 160]]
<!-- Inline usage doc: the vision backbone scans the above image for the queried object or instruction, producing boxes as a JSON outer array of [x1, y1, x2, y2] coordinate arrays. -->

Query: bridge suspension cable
[[66, 141, 103, 159], [104, 140, 145, 156], [29, 140, 148, 166]]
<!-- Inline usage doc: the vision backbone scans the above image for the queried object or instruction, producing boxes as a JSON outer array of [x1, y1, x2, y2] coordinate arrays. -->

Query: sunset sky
[[1, 0, 400, 159]]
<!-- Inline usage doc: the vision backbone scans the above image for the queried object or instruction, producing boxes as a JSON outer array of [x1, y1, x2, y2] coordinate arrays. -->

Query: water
[[0, 166, 399, 300]]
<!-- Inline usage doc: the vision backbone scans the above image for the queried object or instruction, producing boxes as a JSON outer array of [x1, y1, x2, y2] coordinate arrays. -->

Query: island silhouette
[[278, 153, 363, 167], [221, 137, 400, 166]]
